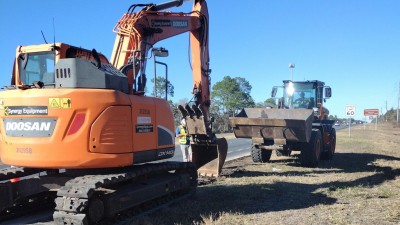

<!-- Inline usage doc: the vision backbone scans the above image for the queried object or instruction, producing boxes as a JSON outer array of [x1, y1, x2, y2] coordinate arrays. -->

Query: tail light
[[67, 113, 85, 135]]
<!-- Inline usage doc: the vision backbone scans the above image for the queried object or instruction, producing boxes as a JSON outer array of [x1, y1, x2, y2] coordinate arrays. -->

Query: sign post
[[364, 109, 379, 130], [346, 105, 356, 137]]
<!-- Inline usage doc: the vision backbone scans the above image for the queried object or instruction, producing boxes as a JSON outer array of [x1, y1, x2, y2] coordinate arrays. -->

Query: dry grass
[[132, 123, 400, 225]]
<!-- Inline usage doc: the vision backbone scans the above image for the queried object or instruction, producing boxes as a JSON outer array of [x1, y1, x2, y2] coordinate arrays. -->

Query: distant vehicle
[[335, 121, 340, 126]]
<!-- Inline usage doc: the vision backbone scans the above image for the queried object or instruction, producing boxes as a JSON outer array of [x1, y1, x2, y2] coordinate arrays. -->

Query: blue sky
[[0, 0, 399, 120]]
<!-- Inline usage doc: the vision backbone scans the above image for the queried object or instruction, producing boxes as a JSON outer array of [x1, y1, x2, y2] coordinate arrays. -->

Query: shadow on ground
[[133, 152, 399, 225]]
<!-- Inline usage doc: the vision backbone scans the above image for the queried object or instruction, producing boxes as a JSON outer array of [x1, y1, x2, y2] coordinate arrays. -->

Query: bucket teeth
[[178, 105, 189, 118], [185, 104, 195, 118], [192, 104, 203, 118]]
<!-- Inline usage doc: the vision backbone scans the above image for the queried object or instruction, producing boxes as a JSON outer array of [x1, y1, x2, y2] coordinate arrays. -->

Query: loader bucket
[[191, 137, 228, 177], [229, 108, 314, 144]]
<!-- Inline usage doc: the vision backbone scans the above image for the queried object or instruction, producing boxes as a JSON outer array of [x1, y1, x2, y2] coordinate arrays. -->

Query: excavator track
[[0, 166, 43, 180], [0, 162, 197, 225], [53, 162, 196, 225], [0, 167, 55, 221]]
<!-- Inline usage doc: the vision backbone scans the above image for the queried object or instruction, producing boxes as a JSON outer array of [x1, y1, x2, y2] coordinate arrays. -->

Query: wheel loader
[[0, 0, 227, 224], [229, 80, 336, 167]]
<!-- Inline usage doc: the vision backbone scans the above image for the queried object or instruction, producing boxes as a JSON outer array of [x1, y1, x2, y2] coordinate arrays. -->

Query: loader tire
[[300, 129, 322, 167], [321, 128, 336, 160], [251, 147, 272, 163]]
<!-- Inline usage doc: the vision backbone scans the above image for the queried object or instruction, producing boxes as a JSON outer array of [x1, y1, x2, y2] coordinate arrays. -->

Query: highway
[[170, 138, 252, 162], [170, 124, 348, 162]]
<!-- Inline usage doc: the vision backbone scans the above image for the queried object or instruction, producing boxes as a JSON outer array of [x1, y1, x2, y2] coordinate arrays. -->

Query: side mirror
[[271, 87, 278, 98], [152, 47, 169, 57], [324, 87, 332, 98]]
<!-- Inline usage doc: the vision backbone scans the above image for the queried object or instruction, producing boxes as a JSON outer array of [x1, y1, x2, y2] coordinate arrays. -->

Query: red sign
[[364, 109, 379, 116]]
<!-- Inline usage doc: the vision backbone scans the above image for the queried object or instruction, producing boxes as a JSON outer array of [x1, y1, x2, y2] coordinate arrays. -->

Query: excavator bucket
[[191, 138, 228, 177], [178, 104, 228, 177], [229, 108, 314, 144]]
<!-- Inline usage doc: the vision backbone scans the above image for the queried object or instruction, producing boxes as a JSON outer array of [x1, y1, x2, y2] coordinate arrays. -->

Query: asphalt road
[[334, 124, 350, 131], [170, 138, 252, 162]]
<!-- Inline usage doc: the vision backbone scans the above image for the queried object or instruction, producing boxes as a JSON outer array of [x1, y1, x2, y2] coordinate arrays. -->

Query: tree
[[171, 98, 190, 126], [328, 115, 338, 121], [151, 76, 174, 99], [211, 76, 255, 132], [211, 76, 255, 116], [384, 108, 397, 123], [256, 98, 277, 108]]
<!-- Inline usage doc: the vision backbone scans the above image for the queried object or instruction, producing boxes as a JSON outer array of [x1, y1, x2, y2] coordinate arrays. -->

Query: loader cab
[[280, 80, 331, 110]]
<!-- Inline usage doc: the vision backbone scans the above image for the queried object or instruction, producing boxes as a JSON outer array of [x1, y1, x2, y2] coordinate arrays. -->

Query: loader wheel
[[321, 128, 336, 160], [251, 147, 272, 163], [300, 129, 322, 167]]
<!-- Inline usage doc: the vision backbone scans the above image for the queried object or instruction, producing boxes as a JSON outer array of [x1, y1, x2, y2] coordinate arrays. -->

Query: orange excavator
[[0, 0, 227, 224]]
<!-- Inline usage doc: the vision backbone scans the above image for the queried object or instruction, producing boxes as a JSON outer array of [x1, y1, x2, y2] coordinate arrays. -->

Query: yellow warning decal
[[49, 98, 72, 109]]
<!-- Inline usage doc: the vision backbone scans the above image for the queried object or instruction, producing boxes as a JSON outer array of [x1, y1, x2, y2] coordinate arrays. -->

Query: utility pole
[[386, 100, 387, 112], [385, 100, 387, 122], [397, 81, 399, 125], [289, 63, 295, 81]]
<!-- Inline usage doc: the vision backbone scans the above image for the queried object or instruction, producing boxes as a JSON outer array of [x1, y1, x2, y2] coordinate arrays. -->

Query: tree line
[[151, 76, 400, 132], [151, 75, 274, 133]]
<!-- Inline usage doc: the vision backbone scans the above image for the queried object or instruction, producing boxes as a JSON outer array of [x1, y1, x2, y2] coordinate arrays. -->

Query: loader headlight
[[286, 82, 295, 96]]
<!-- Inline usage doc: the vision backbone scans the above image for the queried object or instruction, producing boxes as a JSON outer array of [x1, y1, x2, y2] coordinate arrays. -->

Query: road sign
[[346, 105, 356, 117], [364, 109, 379, 116]]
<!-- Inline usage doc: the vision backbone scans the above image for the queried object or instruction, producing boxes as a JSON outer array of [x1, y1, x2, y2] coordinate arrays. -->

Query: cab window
[[19, 52, 55, 85]]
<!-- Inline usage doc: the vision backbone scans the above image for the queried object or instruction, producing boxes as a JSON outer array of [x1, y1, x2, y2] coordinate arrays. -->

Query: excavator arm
[[110, 0, 226, 176], [111, 0, 210, 111]]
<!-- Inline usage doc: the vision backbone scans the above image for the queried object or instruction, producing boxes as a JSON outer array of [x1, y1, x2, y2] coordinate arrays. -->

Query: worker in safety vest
[[175, 118, 191, 162]]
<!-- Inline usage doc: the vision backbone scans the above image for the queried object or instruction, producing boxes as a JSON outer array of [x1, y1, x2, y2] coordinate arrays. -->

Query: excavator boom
[[110, 0, 227, 176]]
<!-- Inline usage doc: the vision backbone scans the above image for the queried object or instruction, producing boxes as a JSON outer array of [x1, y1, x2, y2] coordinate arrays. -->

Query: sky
[[0, 0, 399, 120]]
